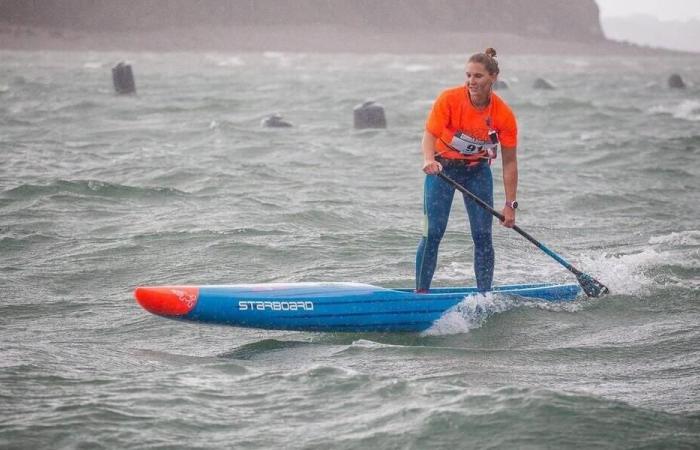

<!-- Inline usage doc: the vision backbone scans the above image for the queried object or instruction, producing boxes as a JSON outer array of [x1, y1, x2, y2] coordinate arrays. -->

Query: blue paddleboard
[[134, 282, 581, 332]]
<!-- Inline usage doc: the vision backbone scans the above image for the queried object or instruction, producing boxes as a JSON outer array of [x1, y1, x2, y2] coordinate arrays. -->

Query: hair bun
[[485, 47, 497, 58]]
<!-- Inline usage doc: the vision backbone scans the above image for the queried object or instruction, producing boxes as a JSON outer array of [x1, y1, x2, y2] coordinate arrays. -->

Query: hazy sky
[[596, 0, 700, 21]]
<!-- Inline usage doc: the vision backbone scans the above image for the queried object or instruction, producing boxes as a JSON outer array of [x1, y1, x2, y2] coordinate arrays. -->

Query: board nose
[[134, 286, 199, 316]]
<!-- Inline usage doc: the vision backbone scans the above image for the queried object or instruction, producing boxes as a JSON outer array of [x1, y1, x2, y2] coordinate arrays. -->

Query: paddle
[[436, 172, 609, 297]]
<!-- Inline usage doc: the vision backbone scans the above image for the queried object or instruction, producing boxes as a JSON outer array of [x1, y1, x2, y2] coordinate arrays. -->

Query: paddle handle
[[436, 172, 581, 276]]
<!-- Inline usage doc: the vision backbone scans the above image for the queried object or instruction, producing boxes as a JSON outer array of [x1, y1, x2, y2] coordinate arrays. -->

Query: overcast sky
[[596, 0, 700, 21]]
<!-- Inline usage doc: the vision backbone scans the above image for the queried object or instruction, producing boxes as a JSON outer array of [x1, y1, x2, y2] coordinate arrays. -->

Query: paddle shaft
[[437, 172, 585, 277]]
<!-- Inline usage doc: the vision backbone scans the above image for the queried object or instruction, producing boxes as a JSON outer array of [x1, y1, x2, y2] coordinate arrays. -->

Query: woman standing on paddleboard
[[416, 48, 518, 293]]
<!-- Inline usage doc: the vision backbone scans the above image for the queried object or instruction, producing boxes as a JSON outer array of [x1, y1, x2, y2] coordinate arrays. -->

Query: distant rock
[[261, 114, 293, 128], [353, 100, 386, 129], [668, 74, 686, 89], [493, 80, 509, 90], [533, 78, 556, 90]]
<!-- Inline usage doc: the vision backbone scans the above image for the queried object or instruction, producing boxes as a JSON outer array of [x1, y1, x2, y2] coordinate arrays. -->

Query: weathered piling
[[112, 62, 135, 94], [668, 74, 686, 89]]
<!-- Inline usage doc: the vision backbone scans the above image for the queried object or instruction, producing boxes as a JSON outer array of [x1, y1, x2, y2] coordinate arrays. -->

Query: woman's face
[[465, 61, 496, 100]]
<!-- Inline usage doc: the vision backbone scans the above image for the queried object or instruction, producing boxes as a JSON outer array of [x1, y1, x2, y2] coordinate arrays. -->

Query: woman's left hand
[[500, 207, 515, 228]]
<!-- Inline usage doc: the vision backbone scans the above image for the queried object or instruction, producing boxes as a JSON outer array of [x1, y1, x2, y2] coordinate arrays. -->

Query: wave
[[133, 348, 247, 371], [663, 134, 700, 153], [648, 99, 700, 122], [578, 242, 698, 295], [584, 251, 652, 296], [386, 61, 433, 73], [421, 291, 584, 336], [82, 61, 106, 70], [51, 100, 103, 114], [0, 116, 33, 126], [512, 97, 596, 110], [329, 339, 452, 358], [203, 54, 246, 67], [396, 387, 700, 449], [422, 292, 515, 336], [423, 234, 696, 336], [1, 179, 187, 202], [649, 230, 700, 247], [297, 386, 700, 449], [0, 299, 91, 321], [0, 231, 55, 253], [143, 100, 241, 115], [219, 339, 313, 360], [130, 227, 290, 248]]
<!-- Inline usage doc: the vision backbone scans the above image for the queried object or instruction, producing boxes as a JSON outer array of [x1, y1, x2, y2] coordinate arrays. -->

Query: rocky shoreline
[[0, 22, 685, 56]]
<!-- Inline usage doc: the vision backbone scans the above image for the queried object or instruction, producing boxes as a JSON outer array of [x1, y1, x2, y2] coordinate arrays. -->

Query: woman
[[416, 48, 518, 293]]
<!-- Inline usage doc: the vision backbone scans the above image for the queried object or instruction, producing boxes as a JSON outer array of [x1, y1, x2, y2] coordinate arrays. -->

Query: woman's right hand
[[422, 159, 443, 175]]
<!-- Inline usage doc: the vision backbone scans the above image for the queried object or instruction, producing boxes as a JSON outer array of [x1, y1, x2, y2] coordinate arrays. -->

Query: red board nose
[[134, 286, 199, 316]]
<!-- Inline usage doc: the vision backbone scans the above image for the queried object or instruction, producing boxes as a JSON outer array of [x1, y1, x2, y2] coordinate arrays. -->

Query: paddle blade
[[576, 273, 609, 297]]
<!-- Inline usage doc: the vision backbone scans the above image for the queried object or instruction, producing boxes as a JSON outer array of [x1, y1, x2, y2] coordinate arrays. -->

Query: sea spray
[[579, 231, 700, 295], [648, 230, 700, 247], [422, 292, 520, 336], [648, 99, 700, 122]]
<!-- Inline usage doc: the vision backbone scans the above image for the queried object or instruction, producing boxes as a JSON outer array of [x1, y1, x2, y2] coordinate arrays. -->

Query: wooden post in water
[[112, 62, 136, 94], [668, 74, 686, 89]]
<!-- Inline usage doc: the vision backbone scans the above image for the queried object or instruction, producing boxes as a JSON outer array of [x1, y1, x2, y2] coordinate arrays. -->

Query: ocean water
[[1, 50, 699, 449]]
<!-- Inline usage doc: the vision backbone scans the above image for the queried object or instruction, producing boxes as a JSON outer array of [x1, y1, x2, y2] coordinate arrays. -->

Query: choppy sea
[[1, 50, 699, 449]]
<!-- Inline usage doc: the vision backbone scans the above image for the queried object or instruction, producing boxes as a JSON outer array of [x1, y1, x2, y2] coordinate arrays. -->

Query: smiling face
[[465, 61, 497, 106]]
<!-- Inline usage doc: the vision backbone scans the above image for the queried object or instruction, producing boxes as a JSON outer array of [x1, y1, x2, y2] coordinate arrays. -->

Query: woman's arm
[[500, 146, 518, 227], [422, 131, 443, 174]]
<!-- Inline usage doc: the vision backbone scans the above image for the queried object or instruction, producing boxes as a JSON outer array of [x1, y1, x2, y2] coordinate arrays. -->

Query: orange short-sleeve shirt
[[426, 86, 517, 159]]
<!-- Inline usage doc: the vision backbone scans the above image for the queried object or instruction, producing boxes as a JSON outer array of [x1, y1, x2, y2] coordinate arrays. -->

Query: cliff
[[0, 0, 669, 54], [1, 0, 603, 39]]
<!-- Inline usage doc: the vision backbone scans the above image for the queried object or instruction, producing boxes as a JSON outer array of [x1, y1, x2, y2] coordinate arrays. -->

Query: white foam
[[435, 261, 472, 283], [421, 236, 693, 336], [433, 231, 695, 298], [349, 339, 395, 349], [578, 248, 673, 296], [422, 292, 519, 336], [82, 62, 104, 70], [522, 298, 586, 313], [576, 232, 700, 293], [403, 64, 432, 73], [564, 58, 591, 68], [205, 55, 245, 67], [648, 99, 700, 121], [649, 230, 700, 247], [262, 52, 300, 68], [578, 130, 603, 141]]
